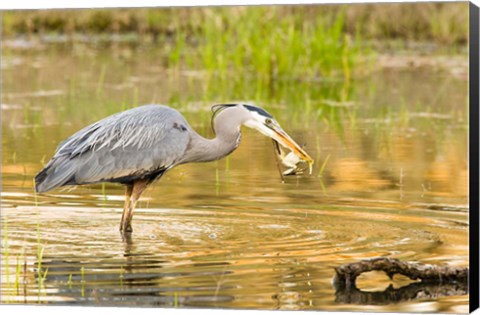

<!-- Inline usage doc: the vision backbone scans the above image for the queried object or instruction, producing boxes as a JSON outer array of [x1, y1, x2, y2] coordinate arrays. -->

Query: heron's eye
[[265, 118, 273, 125]]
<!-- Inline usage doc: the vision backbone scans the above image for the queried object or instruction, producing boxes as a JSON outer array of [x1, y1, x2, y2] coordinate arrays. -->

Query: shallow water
[[1, 42, 469, 312]]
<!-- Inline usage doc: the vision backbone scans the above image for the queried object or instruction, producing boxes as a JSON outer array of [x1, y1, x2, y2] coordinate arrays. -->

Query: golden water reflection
[[1, 43, 469, 312]]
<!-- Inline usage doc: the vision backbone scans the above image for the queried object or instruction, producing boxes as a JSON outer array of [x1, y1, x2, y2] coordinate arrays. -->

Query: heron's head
[[211, 104, 313, 165]]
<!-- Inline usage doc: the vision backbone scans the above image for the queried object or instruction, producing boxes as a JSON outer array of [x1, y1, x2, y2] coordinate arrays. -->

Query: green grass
[[2, 221, 27, 303], [215, 167, 220, 196], [317, 154, 331, 178], [190, 7, 356, 84], [36, 224, 48, 302], [68, 274, 73, 289], [3, 219, 11, 302], [173, 291, 179, 307], [81, 266, 85, 297], [14, 254, 21, 295], [2, 3, 468, 46], [11, 4, 468, 105], [119, 266, 124, 287], [101, 183, 107, 204], [33, 179, 39, 207]]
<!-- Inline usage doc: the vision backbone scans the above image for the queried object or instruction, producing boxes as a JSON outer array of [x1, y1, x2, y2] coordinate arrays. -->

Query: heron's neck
[[183, 126, 241, 163], [180, 106, 250, 164]]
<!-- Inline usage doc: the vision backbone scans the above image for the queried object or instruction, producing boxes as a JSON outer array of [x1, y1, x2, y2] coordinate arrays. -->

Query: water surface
[[1, 42, 469, 312]]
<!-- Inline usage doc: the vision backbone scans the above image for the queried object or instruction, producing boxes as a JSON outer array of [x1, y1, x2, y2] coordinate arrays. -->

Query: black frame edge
[[470, 1, 480, 313]]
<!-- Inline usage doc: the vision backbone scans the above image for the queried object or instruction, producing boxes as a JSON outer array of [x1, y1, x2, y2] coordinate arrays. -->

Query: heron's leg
[[119, 184, 133, 231], [121, 179, 149, 233]]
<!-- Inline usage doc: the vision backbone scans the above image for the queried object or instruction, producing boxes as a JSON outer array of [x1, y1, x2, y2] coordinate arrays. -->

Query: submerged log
[[333, 257, 468, 290]]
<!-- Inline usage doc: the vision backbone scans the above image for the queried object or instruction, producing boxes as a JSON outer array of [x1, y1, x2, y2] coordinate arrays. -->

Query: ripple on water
[[1, 199, 468, 310]]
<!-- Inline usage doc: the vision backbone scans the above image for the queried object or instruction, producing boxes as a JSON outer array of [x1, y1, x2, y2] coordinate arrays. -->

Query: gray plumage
[[35, 103, 312, 233], [36, 104, 251, 192], [36, 105, 184, 192]]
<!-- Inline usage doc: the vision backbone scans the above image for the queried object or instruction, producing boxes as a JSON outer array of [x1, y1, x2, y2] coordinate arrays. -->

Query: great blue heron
[[35, 104, 313, 233]]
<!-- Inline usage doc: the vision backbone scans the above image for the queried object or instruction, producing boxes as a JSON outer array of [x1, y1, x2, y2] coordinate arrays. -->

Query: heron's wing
[[57, 105, 180, 156], [42, 105, 191, 187]]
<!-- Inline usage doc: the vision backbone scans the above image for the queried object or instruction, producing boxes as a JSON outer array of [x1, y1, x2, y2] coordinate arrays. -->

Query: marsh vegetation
[[1, 3, 469, 312]]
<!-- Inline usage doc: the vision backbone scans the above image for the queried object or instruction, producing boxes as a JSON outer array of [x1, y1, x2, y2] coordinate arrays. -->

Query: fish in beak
[[244, 115, 314, 174]]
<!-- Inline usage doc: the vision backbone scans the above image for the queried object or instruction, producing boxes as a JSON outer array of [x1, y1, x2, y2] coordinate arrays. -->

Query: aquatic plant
[[2, 220, 11, 302], [67, 274, 73, 289], [318, 154, 331, 178], [36, 224, 48, 302], [81, 266, 85, 297], [173, 291, 179, 307]]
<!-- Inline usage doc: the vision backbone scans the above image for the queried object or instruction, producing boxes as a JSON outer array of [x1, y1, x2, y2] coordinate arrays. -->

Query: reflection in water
[[2, 201, 468, 311], [1, 42, 469, 313], [335, 282, 468, 305], [38, 234, 235, 307], [41, 259, 234, 307]]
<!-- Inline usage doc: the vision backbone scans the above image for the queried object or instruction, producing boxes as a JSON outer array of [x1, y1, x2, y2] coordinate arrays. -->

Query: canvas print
[[1, 2, 475, 313]]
